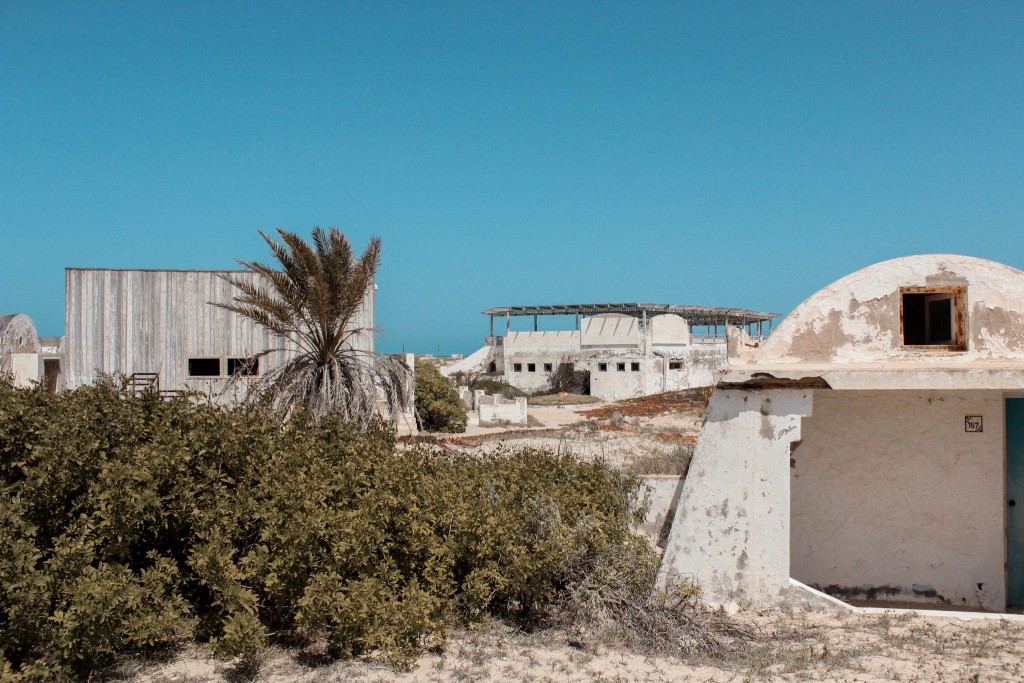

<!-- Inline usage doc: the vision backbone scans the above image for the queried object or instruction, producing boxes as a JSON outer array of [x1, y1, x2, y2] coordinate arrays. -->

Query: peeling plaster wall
[[502, 331, 579, 391], [752, 255, 1024, 365], [658, 389, 812, 603], [791, 390, 1005, 610]]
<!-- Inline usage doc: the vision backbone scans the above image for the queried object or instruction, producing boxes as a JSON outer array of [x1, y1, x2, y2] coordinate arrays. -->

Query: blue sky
[[2, 1, 1023, 354]]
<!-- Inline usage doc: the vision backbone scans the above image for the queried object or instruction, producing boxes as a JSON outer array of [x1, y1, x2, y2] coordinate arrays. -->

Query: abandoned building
[[63, 268, 375, 396], [444, 303, 777, 400], [660, 254, 1024, 613], [0, 313, 62, 391]]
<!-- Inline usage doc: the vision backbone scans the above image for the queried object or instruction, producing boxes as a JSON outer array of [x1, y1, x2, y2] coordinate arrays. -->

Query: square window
[[669, 361, 683, 370], [900, 286, 966, 349], [513, 363, 522, 372], [631, 362, 640, 372], [527, 363, 536, 372], [598, 363, 608, 372], [188, 358, 221, 377], [616, 362, 626, 372], [543, 363, 553, 372], [228, 357, 260, 376]]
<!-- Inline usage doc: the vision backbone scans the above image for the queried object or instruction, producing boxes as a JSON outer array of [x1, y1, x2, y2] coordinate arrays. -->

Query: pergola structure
[[482, 303, 779, 337]]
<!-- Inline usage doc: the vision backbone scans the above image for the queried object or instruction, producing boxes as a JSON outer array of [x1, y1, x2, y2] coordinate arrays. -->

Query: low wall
[[479, 395, 528, 425]]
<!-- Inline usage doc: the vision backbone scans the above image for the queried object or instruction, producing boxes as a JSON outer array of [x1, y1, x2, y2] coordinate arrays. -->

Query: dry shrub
[[554, 546, 754, 659]]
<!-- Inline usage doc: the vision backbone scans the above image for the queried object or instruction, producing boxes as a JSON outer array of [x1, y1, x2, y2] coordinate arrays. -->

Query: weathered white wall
[[502, 330, 579, 391], [753, 254, 1024, 365], [581, 314, 639, 347], [10, 353, 41, 387], [65, 269, 374, 394], [1, 314, 43, 386], [660, 346, 726, 392], [650, 314, 690, 347], [637, 475, 684, 543], [791, 390, 1005, 610], [588, 355, 647, 399], [478, 395, 528, 425], [658, 388, 812, 604]]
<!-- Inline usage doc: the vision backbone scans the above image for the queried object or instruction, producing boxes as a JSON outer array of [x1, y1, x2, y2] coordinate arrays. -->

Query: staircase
[[127, 372, 160, 396]]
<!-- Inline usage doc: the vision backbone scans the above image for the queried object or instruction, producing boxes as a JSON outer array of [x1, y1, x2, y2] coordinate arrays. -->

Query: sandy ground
[[118, 608, 1024, 682], [453, 398, 700, 472]]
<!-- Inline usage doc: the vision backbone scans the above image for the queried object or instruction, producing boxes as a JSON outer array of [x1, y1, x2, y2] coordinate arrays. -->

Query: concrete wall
[[65, 269, 374, 394], [658, 388, 812, 603], [502, 330, 580, 391], [581, 314, 639, 347], [637, 475, 685, 544], [588, 355, 647, 399], [791, 390, 1005, 610], [478, 395, 528, 425], [650, 313, 690, 347]]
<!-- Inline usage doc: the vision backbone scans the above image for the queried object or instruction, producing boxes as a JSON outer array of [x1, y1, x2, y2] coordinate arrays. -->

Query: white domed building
[[660, 254, 1024, 612]]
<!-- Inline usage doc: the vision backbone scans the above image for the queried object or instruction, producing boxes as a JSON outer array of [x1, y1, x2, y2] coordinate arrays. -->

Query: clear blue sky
[[2, 1, 1023, 354]]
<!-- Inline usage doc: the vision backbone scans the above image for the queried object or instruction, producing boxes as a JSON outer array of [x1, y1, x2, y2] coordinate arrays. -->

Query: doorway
[[1006, 398, 1024, 606]]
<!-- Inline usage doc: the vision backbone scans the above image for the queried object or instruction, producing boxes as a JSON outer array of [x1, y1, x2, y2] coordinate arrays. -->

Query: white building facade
[[448, 303, 775, 400], [660, 254, 1024, 612]]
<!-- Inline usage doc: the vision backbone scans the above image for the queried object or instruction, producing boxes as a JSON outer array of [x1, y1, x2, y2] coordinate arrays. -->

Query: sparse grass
[[529, 392, 602, 406], [624, 443, 694, 476]]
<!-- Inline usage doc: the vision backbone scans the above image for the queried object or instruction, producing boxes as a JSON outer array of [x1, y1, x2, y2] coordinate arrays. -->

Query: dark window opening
[[616, 362, 626, 372], [188, 358, 221, 377], [488, 362, 497, 373], [513, 363, 522, 372], [527, 363, 536, 372], [228, 357, 260, 376], [669, 361, 683, 370], [43, 359, 60, 393], [543, 363, 553, 372], [631, 362, 641, 372], [901, 287, 965, 349], [598, 363, 608, 372]]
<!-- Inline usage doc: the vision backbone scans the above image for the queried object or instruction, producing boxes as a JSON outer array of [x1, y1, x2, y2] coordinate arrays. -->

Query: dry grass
[[528, 393, 602, 406], [117, 607, 1024, 682]]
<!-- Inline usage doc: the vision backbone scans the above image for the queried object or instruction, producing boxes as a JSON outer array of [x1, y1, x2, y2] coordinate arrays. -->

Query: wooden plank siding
[[64, 269, 375, 395]]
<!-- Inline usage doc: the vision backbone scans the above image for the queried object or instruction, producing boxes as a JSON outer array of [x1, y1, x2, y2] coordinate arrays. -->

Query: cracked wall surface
[[749, 254, 1024, 365]]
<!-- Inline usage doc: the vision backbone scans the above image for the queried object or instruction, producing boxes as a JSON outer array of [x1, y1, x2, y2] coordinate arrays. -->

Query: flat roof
[[481, 303, 778, 326]]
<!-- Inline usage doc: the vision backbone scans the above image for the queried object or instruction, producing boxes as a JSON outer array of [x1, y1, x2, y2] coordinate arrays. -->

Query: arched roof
[[754, 254, 1024, 364], [0, 314, 41, 354]]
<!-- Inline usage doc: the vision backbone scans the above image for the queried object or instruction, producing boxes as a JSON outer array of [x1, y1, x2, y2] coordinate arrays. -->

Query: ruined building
[[446, 303, 777, 399], [660, 254, 1024, 613]]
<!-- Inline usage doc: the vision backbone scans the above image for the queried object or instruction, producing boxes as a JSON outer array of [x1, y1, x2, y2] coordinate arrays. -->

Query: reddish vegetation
[[580, 388, 711, 420]]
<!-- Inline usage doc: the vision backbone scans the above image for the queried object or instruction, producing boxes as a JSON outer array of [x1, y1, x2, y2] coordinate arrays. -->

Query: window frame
[[899, 285, 967, 351], [187, 357, 222, 377]]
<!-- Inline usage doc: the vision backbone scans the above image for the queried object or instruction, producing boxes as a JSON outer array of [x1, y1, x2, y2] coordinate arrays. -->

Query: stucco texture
[[791, 390, 1005, 611], [753, 254, 1024, 365]]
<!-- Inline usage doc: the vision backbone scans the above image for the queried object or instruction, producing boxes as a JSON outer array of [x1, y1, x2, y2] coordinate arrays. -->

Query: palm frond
[[218, 226, 409, 426]]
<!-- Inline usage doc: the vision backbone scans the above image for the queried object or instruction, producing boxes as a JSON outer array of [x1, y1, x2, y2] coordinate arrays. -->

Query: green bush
[[0, 383, 650, 679], [414, 360, 467, 433]]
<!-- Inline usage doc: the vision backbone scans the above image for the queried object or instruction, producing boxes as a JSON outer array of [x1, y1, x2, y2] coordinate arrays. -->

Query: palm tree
[[216, 227, 410, 428]]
